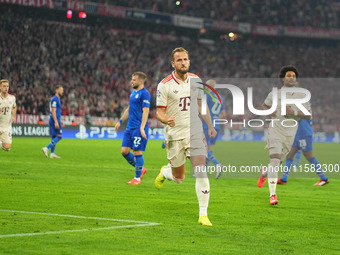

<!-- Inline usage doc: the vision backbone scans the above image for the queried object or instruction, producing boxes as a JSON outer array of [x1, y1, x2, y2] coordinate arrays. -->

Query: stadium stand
[[108, 0, 340, 28], [0, 4, 339, 131]]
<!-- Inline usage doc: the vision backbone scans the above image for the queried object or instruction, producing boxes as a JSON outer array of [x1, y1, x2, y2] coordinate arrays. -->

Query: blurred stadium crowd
[[110, 0, 340, 28], [0, 4, 339, 131]]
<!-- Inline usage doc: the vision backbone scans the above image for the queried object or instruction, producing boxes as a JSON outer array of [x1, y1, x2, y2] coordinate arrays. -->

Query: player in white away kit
[[0, 79, 17, 151], [258, 65, 311, 205], [155, 47, 217, 226]]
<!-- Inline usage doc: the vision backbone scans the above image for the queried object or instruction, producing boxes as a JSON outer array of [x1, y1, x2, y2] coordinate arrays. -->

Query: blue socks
[[282, 158, 293, 182], [207, 150, 219, 166], [46, 136, 62, 153], [293, 151, 302, 167], [282, 156, 328, 182], [123, 151, 144, 178], [123, 152, 136, 167], [135, 155, 144, 179], [123, 153, 144, 179], [309, 157, 327, 181]]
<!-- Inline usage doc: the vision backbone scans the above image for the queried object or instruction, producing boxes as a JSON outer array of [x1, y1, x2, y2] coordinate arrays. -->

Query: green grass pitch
[[0, 138, 339, 255]]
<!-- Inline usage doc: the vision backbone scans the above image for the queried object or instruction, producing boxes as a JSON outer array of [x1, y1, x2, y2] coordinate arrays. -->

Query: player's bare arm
[[52, 107, 59, 129], [114, 106, 129, 132], [156, 107, 175, 127], [12, 105, 17, 124], [140, 107, 149, 139], [198, 99, 217, 138]]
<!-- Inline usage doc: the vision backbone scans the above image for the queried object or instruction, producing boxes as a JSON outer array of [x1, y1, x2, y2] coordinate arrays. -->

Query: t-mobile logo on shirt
[[179, 96, 190, 111]]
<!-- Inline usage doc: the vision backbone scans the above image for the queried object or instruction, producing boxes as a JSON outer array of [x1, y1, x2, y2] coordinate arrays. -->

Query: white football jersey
[[264, 89, 311, 136], [157, 72, 204, 141], [0, 94, 16, 131]]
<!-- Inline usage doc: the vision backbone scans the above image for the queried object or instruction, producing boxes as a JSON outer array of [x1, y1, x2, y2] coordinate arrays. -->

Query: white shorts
[[0, 129, 12, 144], [167, 132, 207, 168], [266, 128, 294, 161]]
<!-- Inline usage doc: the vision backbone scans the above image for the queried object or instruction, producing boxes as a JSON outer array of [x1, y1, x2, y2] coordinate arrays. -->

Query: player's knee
[[121, 148, 129, 155], [2, 144, 11, 151], [303, 151, 314, 160], [286, 151, 295, 159], [173, 175, 185, 183]]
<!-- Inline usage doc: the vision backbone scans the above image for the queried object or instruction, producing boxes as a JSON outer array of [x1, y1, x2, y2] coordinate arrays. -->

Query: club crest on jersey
[[135, 94, 139, 99]]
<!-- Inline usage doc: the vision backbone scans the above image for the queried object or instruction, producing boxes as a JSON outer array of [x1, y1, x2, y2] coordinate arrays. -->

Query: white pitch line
[[0, 209, 162, 238], [0, 209, 154, 224], [0, 223, 160, 239], [1, 161, 127, 170], [1, 161, 157, 171]]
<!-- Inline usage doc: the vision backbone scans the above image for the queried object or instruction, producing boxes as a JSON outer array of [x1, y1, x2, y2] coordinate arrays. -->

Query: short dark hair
[[171, 47, 189, 62], [132, 72, 147, 81], [279, 65, 299, 79], [55, 85, 63, 91]]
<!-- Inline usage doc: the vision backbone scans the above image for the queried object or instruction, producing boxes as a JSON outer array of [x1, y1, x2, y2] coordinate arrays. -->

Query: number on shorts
[[134, 136, 141, 147], [299, 139, 307, 150]]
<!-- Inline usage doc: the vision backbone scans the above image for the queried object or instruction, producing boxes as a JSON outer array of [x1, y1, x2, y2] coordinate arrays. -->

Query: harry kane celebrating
[[155, 47, 217, 226]]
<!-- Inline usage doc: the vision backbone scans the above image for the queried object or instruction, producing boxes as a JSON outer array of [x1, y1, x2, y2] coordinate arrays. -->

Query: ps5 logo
[[76, 125, 89, 139], [76, 125, 117, 139], [90, 126, 117, 138]]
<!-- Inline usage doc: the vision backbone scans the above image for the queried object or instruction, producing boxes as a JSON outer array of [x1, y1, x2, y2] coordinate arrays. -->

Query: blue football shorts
[[122, 127, 149, 151]]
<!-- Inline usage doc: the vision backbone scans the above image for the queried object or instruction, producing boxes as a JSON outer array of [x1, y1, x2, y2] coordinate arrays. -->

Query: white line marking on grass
[[0, 209, 162, 238], [3, 161, 156, 171], [0, 209, 154, 224], [0, 223, 160, 238], [2, 161, 124, 169]]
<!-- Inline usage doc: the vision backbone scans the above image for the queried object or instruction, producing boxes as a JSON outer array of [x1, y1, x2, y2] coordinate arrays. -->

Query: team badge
[[135, 94, 139, 99]]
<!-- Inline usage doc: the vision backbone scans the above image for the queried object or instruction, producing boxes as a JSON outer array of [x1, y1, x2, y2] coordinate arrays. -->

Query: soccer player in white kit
[[0, 79, 17, 151], [154, 47, 217, 226], [257, 66, 311, 205]]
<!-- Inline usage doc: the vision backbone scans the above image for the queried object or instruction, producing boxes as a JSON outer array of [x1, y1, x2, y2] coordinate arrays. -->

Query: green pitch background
[[0, 138, 339, 255]]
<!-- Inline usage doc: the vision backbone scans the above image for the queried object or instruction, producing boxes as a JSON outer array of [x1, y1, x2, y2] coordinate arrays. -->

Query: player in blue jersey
[[42, 85, 64, 159], [114, 72, 151, 185], [278, 104, 329, 186], [202, 80, 226, 178]]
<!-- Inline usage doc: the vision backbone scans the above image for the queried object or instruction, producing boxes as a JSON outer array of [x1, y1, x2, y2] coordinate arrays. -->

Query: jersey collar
[[172, 71, 189, 85], [0, 94, 8, 99]]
